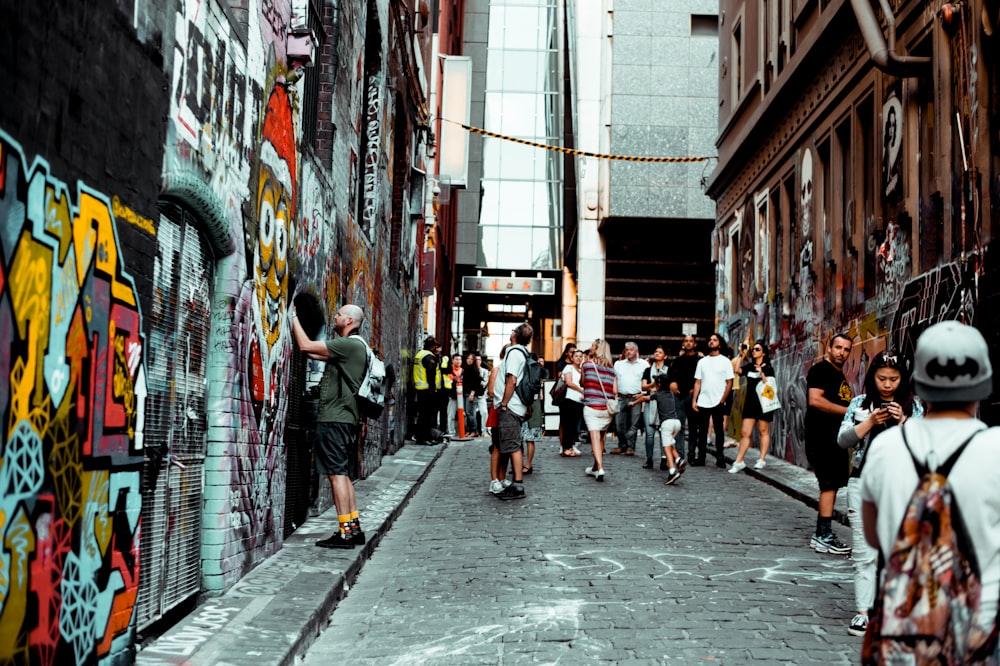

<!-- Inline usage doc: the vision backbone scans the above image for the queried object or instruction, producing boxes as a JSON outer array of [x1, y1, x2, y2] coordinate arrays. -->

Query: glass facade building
[[478, 0, 563, 270]]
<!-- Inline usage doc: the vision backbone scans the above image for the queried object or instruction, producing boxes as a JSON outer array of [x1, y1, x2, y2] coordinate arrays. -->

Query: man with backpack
[[492, 323, 536, 500], [290, 303, 369, 549], [861, 321, 999, 663]]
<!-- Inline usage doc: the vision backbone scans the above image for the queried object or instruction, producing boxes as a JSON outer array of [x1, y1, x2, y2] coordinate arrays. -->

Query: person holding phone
[[836, 351, 923, 637]]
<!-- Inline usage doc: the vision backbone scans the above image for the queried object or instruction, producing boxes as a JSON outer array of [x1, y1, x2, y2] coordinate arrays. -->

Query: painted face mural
[[0, 130, 145, 665], [255, 85, 296, 352]]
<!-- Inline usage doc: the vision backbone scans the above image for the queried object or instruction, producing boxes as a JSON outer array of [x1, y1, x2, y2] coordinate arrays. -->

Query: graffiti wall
[[0, 130, 146, 664], [162, 0, 422, 593]]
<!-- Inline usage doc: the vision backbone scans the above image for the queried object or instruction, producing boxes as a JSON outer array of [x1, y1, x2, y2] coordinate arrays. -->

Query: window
[[755, 191, 770, 295], [731, 16, 744, 104], [691, 14, 718, 37], [479, 0, 563, 270], [728, 218, 741, 314], [300, 0, 325, 149]]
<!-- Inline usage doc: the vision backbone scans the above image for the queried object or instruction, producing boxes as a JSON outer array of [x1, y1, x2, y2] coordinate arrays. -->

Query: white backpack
[[350, 335, 386, 419]]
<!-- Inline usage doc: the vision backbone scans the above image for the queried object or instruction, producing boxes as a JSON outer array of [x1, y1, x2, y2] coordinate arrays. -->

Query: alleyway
[[301, 437, 859, 664]]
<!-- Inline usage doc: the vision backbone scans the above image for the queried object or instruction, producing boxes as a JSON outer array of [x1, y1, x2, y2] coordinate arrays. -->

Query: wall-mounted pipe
[[849, 0, 932, 77]]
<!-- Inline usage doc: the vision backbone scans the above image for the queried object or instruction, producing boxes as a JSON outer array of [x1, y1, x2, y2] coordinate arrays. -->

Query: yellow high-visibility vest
[[413, 349, 435, 390]]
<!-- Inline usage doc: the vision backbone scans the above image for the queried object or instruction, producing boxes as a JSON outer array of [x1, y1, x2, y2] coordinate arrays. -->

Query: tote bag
[[755, 378, 781, 413]]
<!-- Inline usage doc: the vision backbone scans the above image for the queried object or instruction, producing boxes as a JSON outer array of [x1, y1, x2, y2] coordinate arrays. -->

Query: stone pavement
[[300, 437, 859, 665], [134, 444, 444, 666], [137, 435, 856, 665]]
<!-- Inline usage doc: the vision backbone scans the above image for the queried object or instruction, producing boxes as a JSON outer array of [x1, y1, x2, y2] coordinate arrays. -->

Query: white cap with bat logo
[[912, 320, 993, 403]]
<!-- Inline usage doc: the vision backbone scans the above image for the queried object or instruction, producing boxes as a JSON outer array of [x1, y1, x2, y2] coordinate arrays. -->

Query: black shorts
[[315, 422, 357, 476], [805, 436, 849, 491]]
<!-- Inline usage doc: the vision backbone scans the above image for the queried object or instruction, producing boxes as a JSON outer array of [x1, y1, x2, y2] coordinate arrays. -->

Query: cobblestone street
[[301, 437, 859, 664]]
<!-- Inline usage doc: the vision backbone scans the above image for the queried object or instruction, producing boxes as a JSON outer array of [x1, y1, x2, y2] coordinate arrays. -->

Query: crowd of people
[[418, 322, 1000, 656], [296, 303, 998, 659]]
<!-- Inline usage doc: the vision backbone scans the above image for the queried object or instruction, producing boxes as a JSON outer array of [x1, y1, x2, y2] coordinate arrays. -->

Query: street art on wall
[[0, 130, 145, 664], [882, 90, 903, 201]]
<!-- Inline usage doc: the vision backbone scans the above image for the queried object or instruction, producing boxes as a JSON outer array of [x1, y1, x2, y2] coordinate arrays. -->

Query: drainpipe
[[849, 0, 932, 76]]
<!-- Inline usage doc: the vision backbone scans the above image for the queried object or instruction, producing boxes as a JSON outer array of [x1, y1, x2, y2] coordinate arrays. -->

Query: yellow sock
[[338, 514, 352, 536]]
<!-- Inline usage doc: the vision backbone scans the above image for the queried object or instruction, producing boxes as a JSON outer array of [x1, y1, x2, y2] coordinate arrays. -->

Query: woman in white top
[[559, 349, 585, 457]]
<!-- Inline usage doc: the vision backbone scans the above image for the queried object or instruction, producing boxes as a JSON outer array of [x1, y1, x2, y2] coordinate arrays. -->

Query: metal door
[[136, 204, 212, 629]]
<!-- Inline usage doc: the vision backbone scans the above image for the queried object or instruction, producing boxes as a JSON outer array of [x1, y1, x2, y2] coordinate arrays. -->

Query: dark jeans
[[414, 391, 438, 442], [675, 393, 693, 460], [559, 400, 584, 450], [692, 402, 726, 464], [465, 395, 479, 434], [615, 397, 643, 451]]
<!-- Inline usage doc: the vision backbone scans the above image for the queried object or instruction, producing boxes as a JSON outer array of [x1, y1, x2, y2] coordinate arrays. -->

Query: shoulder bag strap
[[589, 362, 611, 401]]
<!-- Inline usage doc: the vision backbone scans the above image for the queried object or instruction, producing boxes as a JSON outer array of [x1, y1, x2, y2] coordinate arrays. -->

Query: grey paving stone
[[299, 436, 860, 665]]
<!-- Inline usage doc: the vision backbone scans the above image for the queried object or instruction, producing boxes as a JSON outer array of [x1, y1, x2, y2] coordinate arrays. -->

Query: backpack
[[862, 426, 996, 665], [509, 347, 548, 406], [350, 335, 386, 420]]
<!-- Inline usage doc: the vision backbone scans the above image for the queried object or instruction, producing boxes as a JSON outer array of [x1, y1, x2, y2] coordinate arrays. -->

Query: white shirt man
[[610, 342, 649, 455], [691, 334, 734, 466], [861, 322, 1000, 654]]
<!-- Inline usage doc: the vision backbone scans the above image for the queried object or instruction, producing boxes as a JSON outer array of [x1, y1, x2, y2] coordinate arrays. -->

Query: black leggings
[[559, 401, 584, 450]]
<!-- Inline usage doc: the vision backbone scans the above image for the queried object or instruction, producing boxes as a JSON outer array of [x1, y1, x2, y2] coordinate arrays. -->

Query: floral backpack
[[862, 426, 997, 665]]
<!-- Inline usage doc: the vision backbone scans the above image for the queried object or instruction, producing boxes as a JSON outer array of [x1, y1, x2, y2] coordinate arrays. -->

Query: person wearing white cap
[[861, 320, 999, 653]]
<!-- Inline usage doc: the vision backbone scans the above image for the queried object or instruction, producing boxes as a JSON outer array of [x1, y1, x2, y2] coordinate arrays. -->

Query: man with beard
[[691, 333, 734, 467], [667, 334, 701, 465], [806, 333, 853, 555]]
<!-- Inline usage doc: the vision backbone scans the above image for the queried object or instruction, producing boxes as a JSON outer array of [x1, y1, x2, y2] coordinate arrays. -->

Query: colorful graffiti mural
[[0, 130, 145, 664]]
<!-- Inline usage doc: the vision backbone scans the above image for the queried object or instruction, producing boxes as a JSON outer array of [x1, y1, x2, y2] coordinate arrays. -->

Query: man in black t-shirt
[[805, 333, 853, 555], [667, 335, 702, 464]]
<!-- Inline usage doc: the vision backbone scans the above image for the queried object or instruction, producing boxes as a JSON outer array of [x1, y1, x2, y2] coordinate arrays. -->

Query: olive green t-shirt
[[317, 336, 368, 424]]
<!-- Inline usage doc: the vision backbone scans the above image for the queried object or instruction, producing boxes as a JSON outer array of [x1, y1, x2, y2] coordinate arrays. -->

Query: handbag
[[590, 362, 620, 416], [549, 377, 568, 405], [755, 377, 781, 413]]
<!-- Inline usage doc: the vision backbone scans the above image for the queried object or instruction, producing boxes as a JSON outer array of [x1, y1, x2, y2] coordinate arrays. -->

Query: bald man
[[291, 303, 369, 549]]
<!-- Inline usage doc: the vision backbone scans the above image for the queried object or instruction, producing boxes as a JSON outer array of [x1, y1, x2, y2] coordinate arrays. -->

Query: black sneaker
[[497, 484, 526, 501], [810, 532, 851, 555], [642, 458, 654, 469], [351, 530, 366, 546], [316, 533, 355, 549], [664, 470, 681, 485], [659, 458, 668, 471], [676, 458, 687, 474]]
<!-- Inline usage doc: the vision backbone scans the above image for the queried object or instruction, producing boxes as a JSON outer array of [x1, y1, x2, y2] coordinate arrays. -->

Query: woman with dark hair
[[836, 351, 923, 638], [729, 340, 777, 472], [556, 343, 577, 374], [462, 351, 483, 436], [559, 349, 585, 457]]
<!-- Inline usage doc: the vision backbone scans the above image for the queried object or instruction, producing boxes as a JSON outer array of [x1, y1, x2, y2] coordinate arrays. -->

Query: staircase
[[603, 219, 716, 356]]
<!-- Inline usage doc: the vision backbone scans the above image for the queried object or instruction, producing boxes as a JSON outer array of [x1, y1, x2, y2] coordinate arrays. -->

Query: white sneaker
[[502, 479, 513, 488], [753, 459, 767, 470], [490, 480, 503, 494], [571, 444, 582, 454], [585, 466, 597, 477], [728, 461, 747, 474]]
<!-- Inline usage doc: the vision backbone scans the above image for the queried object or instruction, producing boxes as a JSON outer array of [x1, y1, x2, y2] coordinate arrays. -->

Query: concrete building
[[706, 0, 1000, 466], [0, 0, 433, 661], [576, 0, 718, 355]]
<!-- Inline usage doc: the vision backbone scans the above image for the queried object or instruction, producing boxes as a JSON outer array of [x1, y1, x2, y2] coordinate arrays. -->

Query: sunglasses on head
[[878, 352, 900, 366]]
